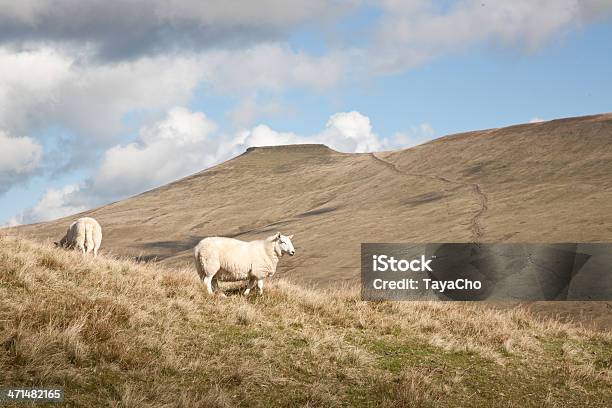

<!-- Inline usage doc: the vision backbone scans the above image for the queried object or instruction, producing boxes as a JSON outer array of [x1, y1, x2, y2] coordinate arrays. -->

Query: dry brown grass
[[1, 235, 611, 407]]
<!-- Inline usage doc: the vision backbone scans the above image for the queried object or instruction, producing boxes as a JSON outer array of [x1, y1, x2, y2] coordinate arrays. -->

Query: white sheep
[[55, 217, 102, 256], [194, 232, 295, 296]]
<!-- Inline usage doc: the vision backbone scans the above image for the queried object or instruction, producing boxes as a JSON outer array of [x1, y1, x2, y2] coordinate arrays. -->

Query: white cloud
[[2, 217, 21, 228], [369, 0, 612, 73], [0, 44, 346, 149], [199, 44, 346, 93], [233, 125, 304, 148], [0, 0, 348, 61], [7, 184, 85, 226], [319, 111, 381, 152], [93, 107, 218, 197], [0, 47, 206, 143], [380, 123, 436, 150], [529, 117, 546, 123], [4, 0, 608, 70], [0, 48, 71, 136], [233, 111, 384, 153], [0, 130, 42, 193], [0, 131, 42, 174]]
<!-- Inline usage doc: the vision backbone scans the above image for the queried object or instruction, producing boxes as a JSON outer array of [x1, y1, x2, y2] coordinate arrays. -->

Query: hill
[[11, 114, 612, 277], [7, 113, 612, 328], [1, 236, 610, 407]]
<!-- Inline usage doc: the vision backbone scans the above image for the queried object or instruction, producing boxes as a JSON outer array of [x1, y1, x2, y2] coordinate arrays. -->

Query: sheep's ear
[[267, 232, 281, 242], [288, 234, 294, 239]]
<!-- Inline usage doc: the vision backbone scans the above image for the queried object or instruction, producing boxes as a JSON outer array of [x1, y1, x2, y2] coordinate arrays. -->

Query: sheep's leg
[[198, 257, 220, 296], [243, 279, 257, 296], [211, 277, 226, 297], [202, 276, 214, 295], [257, 279, 264, 296], [74, 233, 86, 254]]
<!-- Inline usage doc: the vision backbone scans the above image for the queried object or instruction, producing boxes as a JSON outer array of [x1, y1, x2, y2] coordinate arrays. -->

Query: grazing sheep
[[194, 232, 295, 296], [55, 217, 102, 256]]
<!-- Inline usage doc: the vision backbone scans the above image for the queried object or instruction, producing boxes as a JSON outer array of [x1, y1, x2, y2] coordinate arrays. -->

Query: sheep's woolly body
[[195, 237, 278, 282], [58, 217, 102, 256], [194, 233, 295, 296]]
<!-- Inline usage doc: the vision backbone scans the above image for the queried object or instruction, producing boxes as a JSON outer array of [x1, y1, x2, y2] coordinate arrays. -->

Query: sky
[[1, 0, 611, 226]]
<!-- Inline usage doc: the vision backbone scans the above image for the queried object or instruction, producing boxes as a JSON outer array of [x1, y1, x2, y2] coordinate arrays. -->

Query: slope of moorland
[[7, 113, 612, 328], [0, 236, 611, 407], [11, 114, 612, 279]]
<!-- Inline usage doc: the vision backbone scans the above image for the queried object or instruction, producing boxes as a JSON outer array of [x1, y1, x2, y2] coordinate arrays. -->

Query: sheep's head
[[268, 232, 295, 257]]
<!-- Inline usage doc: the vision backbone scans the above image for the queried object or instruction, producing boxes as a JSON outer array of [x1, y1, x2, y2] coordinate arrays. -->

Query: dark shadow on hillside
[[297, 206, 338, 217], [400, 192, 445, 206], [135, 254, 166, 263]]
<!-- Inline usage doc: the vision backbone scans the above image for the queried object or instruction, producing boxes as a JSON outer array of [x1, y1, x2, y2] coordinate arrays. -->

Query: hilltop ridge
[[245, 143, 337, 154]]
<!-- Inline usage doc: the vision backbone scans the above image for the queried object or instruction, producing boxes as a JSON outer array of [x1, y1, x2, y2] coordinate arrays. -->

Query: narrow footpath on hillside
[[370, 153, 488, 242]]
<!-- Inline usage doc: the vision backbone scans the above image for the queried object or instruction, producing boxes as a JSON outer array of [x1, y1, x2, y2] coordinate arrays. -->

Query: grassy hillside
[[1, 236, 610, 407]]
